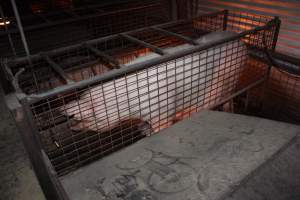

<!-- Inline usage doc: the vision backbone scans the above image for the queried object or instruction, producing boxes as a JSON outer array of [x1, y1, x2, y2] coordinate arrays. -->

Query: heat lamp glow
[[0, 18, 10, 26]]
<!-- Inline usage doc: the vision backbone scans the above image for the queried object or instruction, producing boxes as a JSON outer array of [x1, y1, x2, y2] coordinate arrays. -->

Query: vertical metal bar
[[6, 95, 69, 200], [272, 16, 281, 51], [0, 5, 17, 57], [10, 0, 31, 56], [223, 10, 229, 31]]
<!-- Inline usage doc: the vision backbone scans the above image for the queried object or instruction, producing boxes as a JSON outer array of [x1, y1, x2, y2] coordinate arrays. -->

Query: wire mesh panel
[[240, 58, 300, 125], [29, 37, 247, 175], [3, 11, 279, 176]]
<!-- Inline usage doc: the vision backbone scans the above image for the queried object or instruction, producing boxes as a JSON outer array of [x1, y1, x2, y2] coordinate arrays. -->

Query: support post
[[223, 10, 229, 31], [6, 95, 69, 200], [272, 16, 281, 51], [10, 0, 31, 56]]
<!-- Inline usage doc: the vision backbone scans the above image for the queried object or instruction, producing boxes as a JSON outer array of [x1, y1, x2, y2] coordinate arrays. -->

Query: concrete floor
[[0, 90, 299, 200], [0, 93, 45, 200]]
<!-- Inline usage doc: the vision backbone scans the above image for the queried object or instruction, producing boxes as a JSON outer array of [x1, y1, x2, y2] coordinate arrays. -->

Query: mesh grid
[[31, 38, 249, 175], [4, 11, 279, 175]]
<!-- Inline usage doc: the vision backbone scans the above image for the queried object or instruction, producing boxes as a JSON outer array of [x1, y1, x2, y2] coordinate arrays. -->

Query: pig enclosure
[[2, 9, 290, 200]]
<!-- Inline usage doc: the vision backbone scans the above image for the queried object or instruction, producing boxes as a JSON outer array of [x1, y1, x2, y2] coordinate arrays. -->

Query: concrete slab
[[60, 111, 300, 200]]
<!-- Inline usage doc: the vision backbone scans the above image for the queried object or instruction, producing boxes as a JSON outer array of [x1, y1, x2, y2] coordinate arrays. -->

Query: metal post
[[272, 16, 281, 51], [223, 10, 229, 31], [10, 0, 31, 56], [5, 95, 69, 200]]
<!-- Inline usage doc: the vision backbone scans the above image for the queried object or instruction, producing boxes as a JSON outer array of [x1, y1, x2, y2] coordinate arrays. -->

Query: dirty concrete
[[0, 93, 45, 200], [61, 111, 300, 200]]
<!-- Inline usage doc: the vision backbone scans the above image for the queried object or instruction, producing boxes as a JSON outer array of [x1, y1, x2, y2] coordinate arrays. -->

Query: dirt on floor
[[0, 93, 45, 200]]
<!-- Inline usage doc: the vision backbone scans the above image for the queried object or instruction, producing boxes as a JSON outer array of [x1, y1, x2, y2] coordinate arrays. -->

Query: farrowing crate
[[2, 10, 280, 199]]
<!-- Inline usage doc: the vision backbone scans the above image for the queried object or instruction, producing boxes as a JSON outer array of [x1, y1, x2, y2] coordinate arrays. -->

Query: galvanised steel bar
[[7, 10, 227, 65], [5, 95, 70, 200], [119, 33, 166, 55], [10, 0, 31, 56], [0, 3, 161, 37], [151, 27, 198, 45], [25, 18, 279, 103], [42, 54, 74, 84], [84, 43, 122, 69]]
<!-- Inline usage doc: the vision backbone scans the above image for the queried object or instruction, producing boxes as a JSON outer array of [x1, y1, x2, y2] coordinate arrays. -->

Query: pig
[[60, 31, 247, 134]]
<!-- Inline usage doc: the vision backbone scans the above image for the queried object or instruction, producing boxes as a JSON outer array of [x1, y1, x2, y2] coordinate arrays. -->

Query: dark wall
[[1, 0, 31, 16]]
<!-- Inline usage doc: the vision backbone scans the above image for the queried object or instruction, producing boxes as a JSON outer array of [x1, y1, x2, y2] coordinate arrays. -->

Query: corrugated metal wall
[[181, 0, 300, 58]]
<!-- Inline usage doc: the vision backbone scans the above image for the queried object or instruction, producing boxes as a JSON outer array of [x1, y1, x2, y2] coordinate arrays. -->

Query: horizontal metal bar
[[84, 43, 122, 69], [210, 77, 267, 111], [7, 10, 228, 65], [25, 21, 277, 102], [41, 54, 74, 84], [151, 27, 198, 45], [119, 33, 165, 55], [0, 3, 161, 37], [250, 50, 300, 76]]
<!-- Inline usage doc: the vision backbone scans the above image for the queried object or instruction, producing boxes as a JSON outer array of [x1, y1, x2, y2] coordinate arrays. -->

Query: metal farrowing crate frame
[[0, 0, 172, 58], [2, 10, 280, 200]]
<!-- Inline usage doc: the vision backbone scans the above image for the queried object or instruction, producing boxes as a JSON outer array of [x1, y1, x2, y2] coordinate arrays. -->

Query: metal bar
[[119, 33, 166, 55], [26, 20, 277, 102], [84, 43, 122, 69], [42, 54, 74, 84], [223, 10, 229, 31], [5, 95, 69, 200], [151, 27, 198, 45], [272, 16, 281, 51], [7, 11, 226, 65], [10, 0, 30, 56], [210, 77, 267, 110], [0, 3, 160, 37]]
